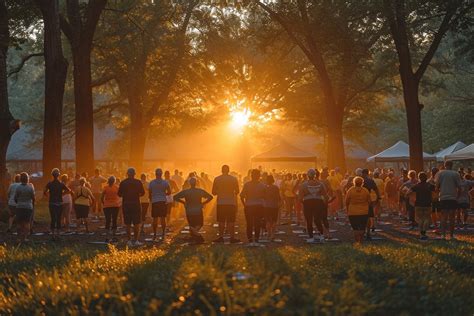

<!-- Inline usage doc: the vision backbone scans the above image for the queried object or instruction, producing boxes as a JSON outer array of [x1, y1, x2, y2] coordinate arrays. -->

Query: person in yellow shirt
[[345, 176, 371, 244], [373, 171, 385, 219]]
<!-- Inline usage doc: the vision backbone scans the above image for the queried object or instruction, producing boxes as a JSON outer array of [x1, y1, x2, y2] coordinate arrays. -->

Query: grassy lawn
[[1, 239, 473, 315]]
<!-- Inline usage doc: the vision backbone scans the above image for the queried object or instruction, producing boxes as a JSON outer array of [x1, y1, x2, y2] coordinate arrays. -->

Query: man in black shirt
[[409, 172, 435, 240], [118, 168, 145, 246], [44, 168, 70, 240]]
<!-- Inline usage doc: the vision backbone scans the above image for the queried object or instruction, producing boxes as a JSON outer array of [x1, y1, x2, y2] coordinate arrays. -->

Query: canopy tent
[[445, 143, 474, 161], [367, 141, 436, 163], [434, 141, 466, 162], [251, 142, 317, 163]]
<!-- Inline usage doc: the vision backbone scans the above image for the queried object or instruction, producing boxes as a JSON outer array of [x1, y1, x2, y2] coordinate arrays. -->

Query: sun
[[230, 108, 251, 130]]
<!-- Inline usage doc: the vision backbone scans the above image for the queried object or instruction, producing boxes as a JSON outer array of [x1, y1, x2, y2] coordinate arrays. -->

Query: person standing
[[174, 177, 213, 244], [281, 173, 296, 223], [118, 168, 145, 246], [298, 169, 329, 243], [89, 169, 107, 217], [44, 169, 71, 240], [400, 170, 419, 230], [139, 173, 150, 234], [408, 172, 434, 240], [164, 170, 179, 224], [149, 169, 171, 241], [345, 177, 371, 244], [101, 176, 121, 242], [60, 174, 73, 232], [264, 175, 281, 241], [240, 169, 266, 246], [171, 169, 184, 190], [212, 165, 240, 243], [14, 172, 35, 242], [361, 169, 381, 239], [6, 174, 20, 233], [456, 173, 474, 229], [429, 168, 440, 230], [73, 178, 95, 233], [436, 161, 461, 240]]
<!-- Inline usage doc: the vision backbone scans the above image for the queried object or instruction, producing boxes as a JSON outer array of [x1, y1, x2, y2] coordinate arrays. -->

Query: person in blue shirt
[[174, 177, 213, 244]]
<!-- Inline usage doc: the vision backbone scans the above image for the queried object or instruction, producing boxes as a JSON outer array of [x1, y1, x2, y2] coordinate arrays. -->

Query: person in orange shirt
[[345, 176, 371, 244], [101, 176, 121, 242]]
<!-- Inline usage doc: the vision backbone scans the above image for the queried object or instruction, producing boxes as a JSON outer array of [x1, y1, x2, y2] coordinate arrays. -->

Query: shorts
[[8, 205, 16, 216], [216, 204, 237, 223], [439, 200, 458, 211], [75, 204, 90, 219], [457, 202, 470, 210], [264, 207, 278, 222], [15, 208, 32, 223], [186, 212, 203, 228], [123, 204, 141, 225], [348, 215, 369, 231], [432, 200, 440, 213], [151, 202, 167, 218]]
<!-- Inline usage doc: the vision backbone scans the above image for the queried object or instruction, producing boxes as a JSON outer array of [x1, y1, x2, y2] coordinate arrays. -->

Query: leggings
[[244, 205, 264, 242], [104, 207, 119, 231], [49, 204, 62, 230], [322, 204, 329, 229], [303, 199, 325, 237], [406, 200, 415, 225]]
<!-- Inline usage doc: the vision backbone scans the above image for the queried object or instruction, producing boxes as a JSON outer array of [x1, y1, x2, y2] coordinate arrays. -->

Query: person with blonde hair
[[345, 176, 371, 244], [74, 177, 95, 233]]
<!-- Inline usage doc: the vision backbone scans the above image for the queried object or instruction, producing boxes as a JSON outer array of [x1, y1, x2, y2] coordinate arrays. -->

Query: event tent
[[367, 141, 436, 163], [434, 141, 466, 162], [251, 142, 317, 163], [445, 143, 474, 161]]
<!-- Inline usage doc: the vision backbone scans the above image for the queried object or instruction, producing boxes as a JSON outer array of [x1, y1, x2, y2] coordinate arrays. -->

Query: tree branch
[[7, 52, 43, 77]]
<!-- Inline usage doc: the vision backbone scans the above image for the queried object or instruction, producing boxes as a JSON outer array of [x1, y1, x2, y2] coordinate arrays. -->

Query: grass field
[[1, 203, 474, 315]]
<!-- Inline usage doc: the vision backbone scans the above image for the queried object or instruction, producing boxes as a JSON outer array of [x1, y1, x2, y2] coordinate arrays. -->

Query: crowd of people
[[4, 161, 474, 245]]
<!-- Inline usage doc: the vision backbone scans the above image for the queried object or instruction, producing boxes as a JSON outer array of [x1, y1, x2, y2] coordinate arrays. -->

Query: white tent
[[367, 141, 436, 163], [445, 143, 474, 161], [434, 141, 466, 162]]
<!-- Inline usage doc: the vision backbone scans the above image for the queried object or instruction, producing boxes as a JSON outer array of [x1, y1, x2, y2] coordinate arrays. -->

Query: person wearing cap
[[345, 176, 371, 244], [44, 168, 71, 240], [101, 176, 121, 242], [118, 168, 145, 246], [174, 177, 213, 244], [240, 169, 266, 245], [298, 168, 329, 243], [149, 168, 171, 241]]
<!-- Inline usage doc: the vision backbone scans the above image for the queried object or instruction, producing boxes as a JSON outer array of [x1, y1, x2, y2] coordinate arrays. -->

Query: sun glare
[[230, 108, 251, 130]]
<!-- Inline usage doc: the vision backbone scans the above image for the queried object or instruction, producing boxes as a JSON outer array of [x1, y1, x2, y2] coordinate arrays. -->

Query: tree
[[35, 0, 68, 176], [383, 0, 474, 171], [0, 0, 20, 204], [254, 0, 386, 170], [60, 0, 107, 173], [94, 0, 198, 170]]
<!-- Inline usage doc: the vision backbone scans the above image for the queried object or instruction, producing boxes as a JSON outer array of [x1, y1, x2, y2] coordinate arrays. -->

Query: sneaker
[[134, 240, 144, 246], [126, 240, 134, 247], [319, 236, 325, 243], [213, 237, 225, 243], [306, 237, 316, 243], [230, 238, 241, 244]]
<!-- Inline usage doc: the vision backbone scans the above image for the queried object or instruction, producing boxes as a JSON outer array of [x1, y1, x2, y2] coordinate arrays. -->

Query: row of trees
[[1, 0, 473, 201]]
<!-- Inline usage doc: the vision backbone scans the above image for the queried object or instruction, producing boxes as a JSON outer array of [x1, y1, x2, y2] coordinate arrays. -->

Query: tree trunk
[[402, 81, 424, 171], [128, 92, 146, 172], [73, 49, 94, 173], [325, 102, 346, 170], [37, 0, 68, 177], [0, 0, 19, 204]]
